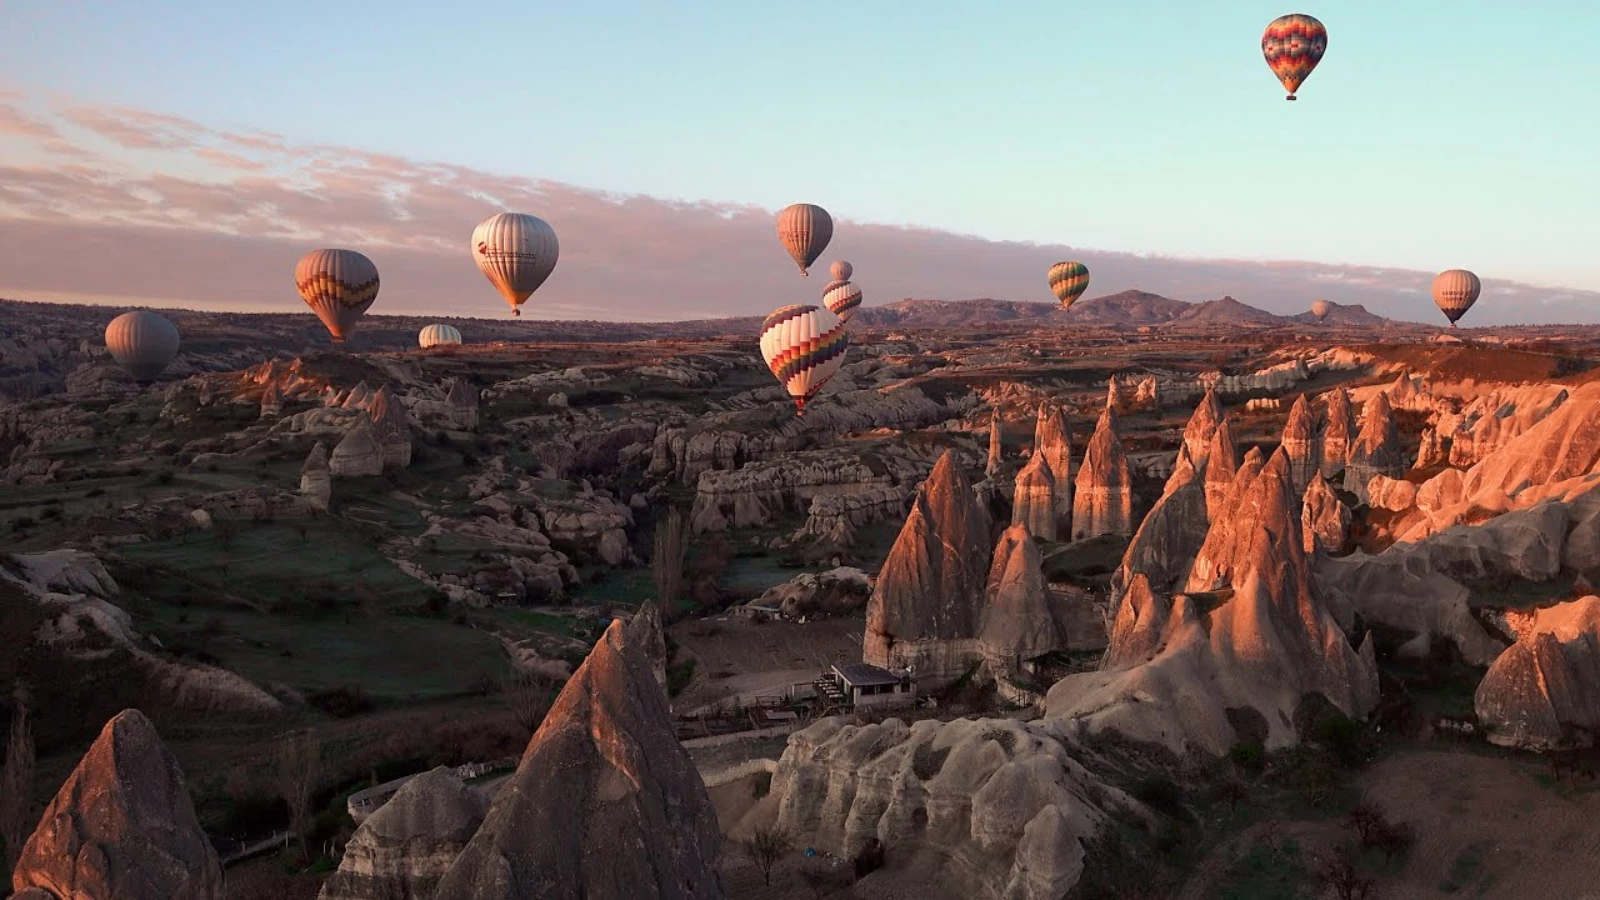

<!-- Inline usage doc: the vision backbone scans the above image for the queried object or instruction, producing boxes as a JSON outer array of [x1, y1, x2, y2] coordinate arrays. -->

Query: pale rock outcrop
[[1301, 474, 1350, 555], [986, 412, 1002, 477], [1366, 475, 1418, 512], [863, 450, 993, 684], [1415, 426, 1450, 469], [1114, 445, 1208, 600], [980, 525, 1064, 675], [1281, 394, 1316, 495], [1071, 406, 1132, 541], [1474, 596, 1600, 749], [317, 768, 489, 900], [330, 416, 385, 478], [367, 385, 413, 470], [1134, 375, 1159, 410], [751, 567, 872, 619], [259, 381, 282, 419], [1449, 387, 1569, 467], [782, 487, 908, 549], [689, 450, 896, 534], [1034, 403, 1074, 527], [1182, 386, 1223, 466], [342, 381, 373, 410], [1202, 416, 1241, 516], [1416, 467, 1465, 515], [1101, 574, 1169, 671], [433, 620, 723, 899], [1011, 453, 1057, 541], [626, 601, 668, 689], [1186, 447, 1265, 593], [1320, 387, 1356, 479], [1385, 372, 1432, 412], [1345, 392, 1406, 503], [300, 441, 331, 510], [11, 709, 224, 900]]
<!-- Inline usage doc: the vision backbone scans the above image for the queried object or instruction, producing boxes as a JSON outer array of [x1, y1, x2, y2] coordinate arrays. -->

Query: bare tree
[[2, 690, 36, 875], [743, 826, 793, 887], [507, 671, 556, 736], [1317, 846, 1375, 900], [653, 508, 688, 620], [274, 730, 322, 863]]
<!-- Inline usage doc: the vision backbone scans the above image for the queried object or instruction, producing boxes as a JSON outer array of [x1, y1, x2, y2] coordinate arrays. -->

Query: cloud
[[0, 90, 1597, 326]]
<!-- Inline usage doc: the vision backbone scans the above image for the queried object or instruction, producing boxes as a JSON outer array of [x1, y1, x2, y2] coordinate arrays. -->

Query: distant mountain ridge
[[852, 291, 1395, 330]]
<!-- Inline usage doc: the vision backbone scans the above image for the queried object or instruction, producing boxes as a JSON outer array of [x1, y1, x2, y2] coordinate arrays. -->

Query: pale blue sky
[[2, 1, 1597, 292]]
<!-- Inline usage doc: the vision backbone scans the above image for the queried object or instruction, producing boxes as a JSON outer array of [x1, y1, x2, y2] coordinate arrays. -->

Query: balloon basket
[[1286, 94, 1298, 102]]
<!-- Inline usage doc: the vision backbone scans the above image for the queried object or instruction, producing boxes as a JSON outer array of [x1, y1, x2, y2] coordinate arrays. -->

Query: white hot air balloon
[[759, 304, 848, 416], [829, 260, 853, 282], [419, 324, 463, 348], [105, 311, 180, 383], [472, 213, 559, 316]]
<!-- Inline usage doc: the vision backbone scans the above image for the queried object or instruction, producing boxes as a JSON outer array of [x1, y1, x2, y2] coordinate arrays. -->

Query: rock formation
[[1202, 415, 1240, 515], [626, 601, 669, 689], [1345, 391, 1406, 503], [342, 380, 373, 410], [10, 709, 224, 900], [1321, 387, 1356, 479], [1034, 403, 1073, 528], [1281, 394, 1316, 495], [367, 385, 413, 470], [330, 416, 385, 478], [863, 450, 993, 684], [1182, 386, 1223, 465], [1114, 445, 1209, 599], [1301, 473, 1350, 555], [1474, 596, 1600, 749], [751, 568, 872, 620], [1011, 452, 1057, 541], [259, 381, 282, 419], [986, 411, 1002, 477], [317, 767, 490, 900], [300, 441, 331, 510], [1071, 405, 1132, 541], [1366, 475, 1418, 512], [445, 378, 479, 431], [1415, 425, 1450, 469], [980, 524, 1063, 675], [433, 619, 723, 899]]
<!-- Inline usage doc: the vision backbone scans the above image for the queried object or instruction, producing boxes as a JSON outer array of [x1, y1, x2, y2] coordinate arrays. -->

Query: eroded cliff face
[[1071, 405, 1132, 541], [317, 768, 490, 900], [1475, 596, 1600, 750]]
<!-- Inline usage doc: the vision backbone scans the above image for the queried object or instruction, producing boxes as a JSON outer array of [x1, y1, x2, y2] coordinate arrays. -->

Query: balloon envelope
[[1262, 14, 1327, 100], [1048, 261, 1091, 309], [759, 304, 848, 415], [823, 279, 863, 323], [1432, 270, 1481, 326], [472, 212, 559, 316], [1311, 299, 1331, 320], [829, 260, 853, 282], [419, 324, 463, 348], [295, 249, 379, 344], [105, 311, 180, 383], [776, 204, 833, 276]]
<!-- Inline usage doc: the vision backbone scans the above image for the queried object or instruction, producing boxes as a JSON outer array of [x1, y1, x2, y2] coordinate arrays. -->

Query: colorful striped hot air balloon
[[776, 204, 833, 276], [104, 311, 180, 384], [823, 279, 863, 323], [759, 304, 848, 416], [295, 249, 380, 344], [472, 213, 559, 317], [1048, 261, 1090, 309], [829, 260, 853, 282], [419, 324, 463, 348], [1262, 14, 1327, 101], [1432, 269, 1481, 327], [1311, 299, 1331, 321]]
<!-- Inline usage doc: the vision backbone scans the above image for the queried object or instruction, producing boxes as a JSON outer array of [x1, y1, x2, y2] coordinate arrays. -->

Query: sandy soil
[[672, 615, 865, 708]]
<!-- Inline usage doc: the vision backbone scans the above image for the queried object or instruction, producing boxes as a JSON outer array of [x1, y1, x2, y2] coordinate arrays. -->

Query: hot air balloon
[[1432, 269, 1481, 327], [829, 260, 853, 282], [104, 311, 180, 384], [823, 279, 863, 323], [1311, 299, 1331, 321], [759, 304, 848, 416], [472, 212, 559, 317], [295, 249, 380, 344], [419, 324, 463, 348], [1048, 261, 1090, 309], [1262, 14, 1327, 101], [776, 204, 833, 276]]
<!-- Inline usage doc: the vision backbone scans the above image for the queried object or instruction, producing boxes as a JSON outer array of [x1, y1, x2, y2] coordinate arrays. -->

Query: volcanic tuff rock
[[1448, 386, 1569, 467], [987, 411, 1002, 477], [1282, 394, 1316, 495], [1474, 596, 1600, 749], [1011, 453, 1058, 541], [1185, 447, 1266, 593], [1048, 448, 1380, 754], [367, 385, 413, 469], [316, 767, 490, 900], [751, 567, 872, 619], [1415, 426, 1450, 469], [10, 710, 223, 900], [689, 450, 896, 534], [1366, 475, 1418, 512], [433, 619, 723, 899], [1345, 392, 1406, 503], [1113, 444, 1208, 601], [981, 524, 1065, 674], [1034, 403, 1074, 525], [1321, 387, 1356, 479], [626, 601, 669, 688], [259, 380, 282, 418], [330, 416, 385, 478], [1182, 385, 1223, 466], [1202, 415, 1241, 516], [1071, 405, 1132, 541], [781, 486, 908, 550], [863, 450, 993, 684], [300, 441, 331, 510], [1301, 473, 1350, 555]]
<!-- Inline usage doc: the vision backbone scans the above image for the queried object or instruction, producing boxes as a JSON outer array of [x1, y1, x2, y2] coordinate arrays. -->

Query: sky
[[1, 1, 1597, 325]]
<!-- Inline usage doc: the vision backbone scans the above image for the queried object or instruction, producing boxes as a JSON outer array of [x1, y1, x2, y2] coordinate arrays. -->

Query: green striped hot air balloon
[[1048, 261, 1090, 309]]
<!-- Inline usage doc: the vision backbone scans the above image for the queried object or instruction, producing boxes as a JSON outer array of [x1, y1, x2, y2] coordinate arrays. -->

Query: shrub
[[1132, 775, 1185, 818], [1229, 741, 1266, 773], [305, 686, 374, 719], [666, 659, 697, 698]]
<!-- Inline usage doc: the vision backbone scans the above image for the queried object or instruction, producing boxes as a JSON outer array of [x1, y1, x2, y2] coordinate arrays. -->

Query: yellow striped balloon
[[1047, 261, 1091, 309], [1432, 269, 1481, 327], [472, 212, 559, 317], [759, 304, 848, 416], [105, 311, 180, 383], [419, 324, 463, 348], [295, 249, 380, 344], [822, 279, 863, 323], [776, 204, 833, 276]]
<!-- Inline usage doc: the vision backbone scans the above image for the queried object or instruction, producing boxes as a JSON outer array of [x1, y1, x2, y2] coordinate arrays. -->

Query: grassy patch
[[1439, 840, 1492, 894], [1215, 835, 1309, 900]]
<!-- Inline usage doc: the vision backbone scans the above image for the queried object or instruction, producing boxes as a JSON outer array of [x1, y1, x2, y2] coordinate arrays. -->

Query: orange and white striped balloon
[[759, 304, 848, 416]]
